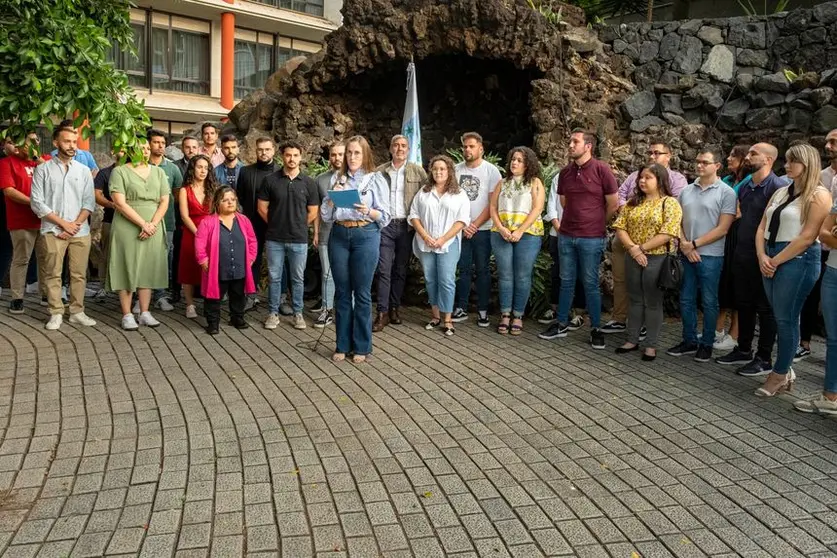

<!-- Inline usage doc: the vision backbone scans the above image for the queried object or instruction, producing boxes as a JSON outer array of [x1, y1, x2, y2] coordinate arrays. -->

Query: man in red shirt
[[541, 128, 618, 350], [0, 133, 48, 313]]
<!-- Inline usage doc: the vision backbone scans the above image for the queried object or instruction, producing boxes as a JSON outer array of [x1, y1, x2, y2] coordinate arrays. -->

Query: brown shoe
[[372, 311, 389, 332], [389, 308, 402, 325]]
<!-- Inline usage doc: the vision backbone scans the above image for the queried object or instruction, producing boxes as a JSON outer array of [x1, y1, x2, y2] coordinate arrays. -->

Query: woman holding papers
[[409, 155, 470, 336], [320, 136, 391, 363]]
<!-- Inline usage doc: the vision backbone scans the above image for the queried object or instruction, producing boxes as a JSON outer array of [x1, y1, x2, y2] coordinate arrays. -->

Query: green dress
[[107, 165, 171, 291]]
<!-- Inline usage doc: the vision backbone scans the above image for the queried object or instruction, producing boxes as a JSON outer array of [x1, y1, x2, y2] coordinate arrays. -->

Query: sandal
[[425, 318, 441, 330], [510, 318, 523, 336], [497, 314, 511, 335], [755, 369, 795, 397], [443, 320, 455, 337], [352, 354, 367, 364], [332, 352, 346, 362]]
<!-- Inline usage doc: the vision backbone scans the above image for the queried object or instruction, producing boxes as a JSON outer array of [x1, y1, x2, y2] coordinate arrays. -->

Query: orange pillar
[[220, 8, 235, 110], [73, 112, 90, 150]]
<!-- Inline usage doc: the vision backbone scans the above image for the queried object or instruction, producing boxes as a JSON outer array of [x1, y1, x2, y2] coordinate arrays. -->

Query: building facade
[[101, 0, 341, 146]]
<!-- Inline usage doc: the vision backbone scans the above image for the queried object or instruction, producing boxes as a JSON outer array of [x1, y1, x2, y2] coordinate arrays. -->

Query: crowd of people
[[1, 121, 837, 414]]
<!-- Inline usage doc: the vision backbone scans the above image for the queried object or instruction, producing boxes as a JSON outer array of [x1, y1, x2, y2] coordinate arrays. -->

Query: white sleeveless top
[[762, 188, 806, 243]]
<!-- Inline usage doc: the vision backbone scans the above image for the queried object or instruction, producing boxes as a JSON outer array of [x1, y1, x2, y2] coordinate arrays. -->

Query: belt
[[336, 220, 372, 228]]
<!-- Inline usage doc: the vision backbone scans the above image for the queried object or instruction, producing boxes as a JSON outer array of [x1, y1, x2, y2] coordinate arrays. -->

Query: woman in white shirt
[[409, 155, 470, 336], [754, 142, 831, 397]]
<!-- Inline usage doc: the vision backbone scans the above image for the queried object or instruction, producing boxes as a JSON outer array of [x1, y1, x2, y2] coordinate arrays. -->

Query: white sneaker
[[132, 300, 140, 314], [25, 282, 39, 295], [68, 312, 96, 327], [293, 313, 306, 330], [122, 314, 139, 330], [155, 297, 174, 312], [45, 314, 63, 330], [138, 311, 160, 327], [185, 304, 198, 319], [713, 332, 736, 351], [264, 313, 280, 329]]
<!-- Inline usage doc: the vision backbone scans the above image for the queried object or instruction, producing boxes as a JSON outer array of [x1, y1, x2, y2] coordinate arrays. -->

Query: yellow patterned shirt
[[491, 178, 544, 236], [612, 196, 682, 255]]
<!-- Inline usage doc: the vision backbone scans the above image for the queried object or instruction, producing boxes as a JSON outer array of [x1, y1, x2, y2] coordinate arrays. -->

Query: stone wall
[[597, 1, 837, 175]]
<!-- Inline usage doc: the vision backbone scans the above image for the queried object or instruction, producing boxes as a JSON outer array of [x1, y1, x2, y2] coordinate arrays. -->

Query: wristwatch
[[693, 239, 700, 249]]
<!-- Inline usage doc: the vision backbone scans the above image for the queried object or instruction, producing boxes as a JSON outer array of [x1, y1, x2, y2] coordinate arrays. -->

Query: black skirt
[[718, 219, 739, 309]]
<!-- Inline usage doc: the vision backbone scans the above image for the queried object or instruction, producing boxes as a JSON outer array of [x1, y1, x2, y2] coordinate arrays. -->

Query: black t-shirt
[[94, 163, 116, 223], [257, 171, 319, 243]]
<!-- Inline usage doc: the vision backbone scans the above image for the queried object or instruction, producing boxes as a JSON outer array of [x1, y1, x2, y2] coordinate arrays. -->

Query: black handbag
[[656, 198, 683, 291]]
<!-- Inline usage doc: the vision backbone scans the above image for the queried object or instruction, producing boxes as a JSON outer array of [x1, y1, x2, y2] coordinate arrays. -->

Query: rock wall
[[598, 2, 837, 176]]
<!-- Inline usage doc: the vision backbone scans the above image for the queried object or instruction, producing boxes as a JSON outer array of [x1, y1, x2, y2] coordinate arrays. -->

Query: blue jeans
[[558, 234, 604, 327], [266, 241, 307, 314], [491, 232, 542, 317], [329, 223, 380, 355], [763, 242, 820, 374], [455, 230, 492, 312], [418, 242, 460, 314], [820, 266, 837, 393], [319, 243, 335, 310], [680, 255, 724, 346]]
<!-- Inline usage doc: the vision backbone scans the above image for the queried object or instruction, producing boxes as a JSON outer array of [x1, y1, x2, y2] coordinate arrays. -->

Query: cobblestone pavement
[[0, 293, 836, 558]]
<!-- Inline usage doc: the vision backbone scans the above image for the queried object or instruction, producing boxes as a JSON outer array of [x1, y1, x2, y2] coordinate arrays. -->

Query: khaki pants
[[9, 229, 46, 300], [611, 235, 628, 323], [42, 233, 91, 315]]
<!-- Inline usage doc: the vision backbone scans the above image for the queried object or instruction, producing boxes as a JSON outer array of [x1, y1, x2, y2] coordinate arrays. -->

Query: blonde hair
[[784, 143, 824, 225]]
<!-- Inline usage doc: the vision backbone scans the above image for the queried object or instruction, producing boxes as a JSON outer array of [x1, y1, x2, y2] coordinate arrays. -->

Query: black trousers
[[375, 219, 412, 312], [734, 253, 777, 362], [251, 221, 266, 289], [800, 250, 828, 343], [204, 278, 246, 325]]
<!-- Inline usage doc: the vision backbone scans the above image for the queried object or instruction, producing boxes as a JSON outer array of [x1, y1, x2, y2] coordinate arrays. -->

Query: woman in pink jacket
[[195, 187, 258, 334]]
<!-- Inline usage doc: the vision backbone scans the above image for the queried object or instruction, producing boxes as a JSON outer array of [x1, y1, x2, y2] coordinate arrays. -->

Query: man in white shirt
[[452, 132, 502, 327], [373, 135, 427, 332], [30, 126, 97, 330]]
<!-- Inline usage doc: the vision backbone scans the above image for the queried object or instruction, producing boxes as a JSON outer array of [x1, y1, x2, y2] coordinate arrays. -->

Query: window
[[250, 0, 324, 16], [235, 31, 274, 99], [109, 9, 210, 96], [276, 37, 321, 68]]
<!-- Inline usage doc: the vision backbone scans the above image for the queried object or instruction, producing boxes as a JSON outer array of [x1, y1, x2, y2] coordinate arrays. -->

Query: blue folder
[[328, 189, 362, 209]]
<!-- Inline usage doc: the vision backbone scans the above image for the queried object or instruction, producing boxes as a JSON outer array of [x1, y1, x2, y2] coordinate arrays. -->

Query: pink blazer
[[194, 213, 258, 299]]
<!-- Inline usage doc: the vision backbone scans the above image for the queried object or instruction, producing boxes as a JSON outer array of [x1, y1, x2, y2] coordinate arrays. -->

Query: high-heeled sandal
[[755, 369, 796, 397], [443, 320, 455, 337], [510, 318, 523, 336], [497, 313, 511, 334]]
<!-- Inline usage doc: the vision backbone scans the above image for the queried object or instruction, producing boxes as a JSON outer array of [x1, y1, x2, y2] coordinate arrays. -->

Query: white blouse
[[763, 187, 806, 243], [408, 188, 471, 254]]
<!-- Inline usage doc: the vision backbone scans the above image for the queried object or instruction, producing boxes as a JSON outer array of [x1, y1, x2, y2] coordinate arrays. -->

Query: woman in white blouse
[[409, 155, 470, 336]]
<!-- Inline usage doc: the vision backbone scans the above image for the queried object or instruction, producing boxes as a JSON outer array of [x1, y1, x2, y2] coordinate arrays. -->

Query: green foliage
[[736, 0, 791, 16], [527, 248, 554, 319], [783, 68, 803, 83], [445, 147, 506, 176], [0, 0, 150, 157], [527, 0, 564, 26], [565, 0, 653, 20], [305, 157, 331, 178]]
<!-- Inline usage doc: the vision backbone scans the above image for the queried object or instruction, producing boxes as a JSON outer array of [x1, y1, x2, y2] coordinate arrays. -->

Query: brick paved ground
[[0, 292, 836, 558]]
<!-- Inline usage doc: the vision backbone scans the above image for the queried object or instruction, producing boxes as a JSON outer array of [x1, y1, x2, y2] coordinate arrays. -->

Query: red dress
[[179, 185, 211, 285]]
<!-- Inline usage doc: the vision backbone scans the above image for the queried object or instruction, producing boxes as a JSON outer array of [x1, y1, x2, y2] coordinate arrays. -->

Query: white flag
[[401, 62, 422, 166]]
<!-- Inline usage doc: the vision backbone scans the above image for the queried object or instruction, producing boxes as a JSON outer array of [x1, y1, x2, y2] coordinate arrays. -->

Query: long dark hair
[[628, 163, 671, 207], [727, 144, 750, 183], [210, 187, 238, 215], [505, 146, 540, 185], [423, 155, 459, 194], [184, 154, 220, 209]]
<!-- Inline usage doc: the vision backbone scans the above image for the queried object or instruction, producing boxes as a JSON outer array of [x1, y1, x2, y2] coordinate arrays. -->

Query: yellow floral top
[[491, 178, 544, 236], [612, 196, 682, 255]]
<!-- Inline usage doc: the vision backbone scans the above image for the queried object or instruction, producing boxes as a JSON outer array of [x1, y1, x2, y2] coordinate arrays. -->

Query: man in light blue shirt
[[30, 126, 97, 330]]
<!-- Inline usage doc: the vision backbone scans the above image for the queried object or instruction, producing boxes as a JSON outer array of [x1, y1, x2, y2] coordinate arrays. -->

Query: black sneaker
[[716, 348, 754, 366], [639, 326, 647, 341], [451, 308, 468, 323], [737, 356, 772, 377], [538, 321, 568, 340], [600, 320, 626, 333], [793, 345, 811, 362], [477, 314, 490, 328], [590, 328, 606, 350], [694, 345, 712, 363], [9, 299, 24, 314], [567, 315, 584, 331], [666, 341, 699, 357], [314, 309, 333, 328]]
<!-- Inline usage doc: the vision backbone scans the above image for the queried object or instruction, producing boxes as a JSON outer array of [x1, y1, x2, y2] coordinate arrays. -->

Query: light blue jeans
[[491, 232, 542, 317], [266, 241, 308, 315], [319, 242, 335, 310], [418, 242, 460, 314]]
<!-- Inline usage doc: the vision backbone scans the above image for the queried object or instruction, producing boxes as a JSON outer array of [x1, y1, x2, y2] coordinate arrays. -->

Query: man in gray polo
[[666, 148, 736, 362]]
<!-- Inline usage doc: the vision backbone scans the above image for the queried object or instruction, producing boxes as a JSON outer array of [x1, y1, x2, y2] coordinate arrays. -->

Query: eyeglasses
[[647, 150, 670, 156]]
